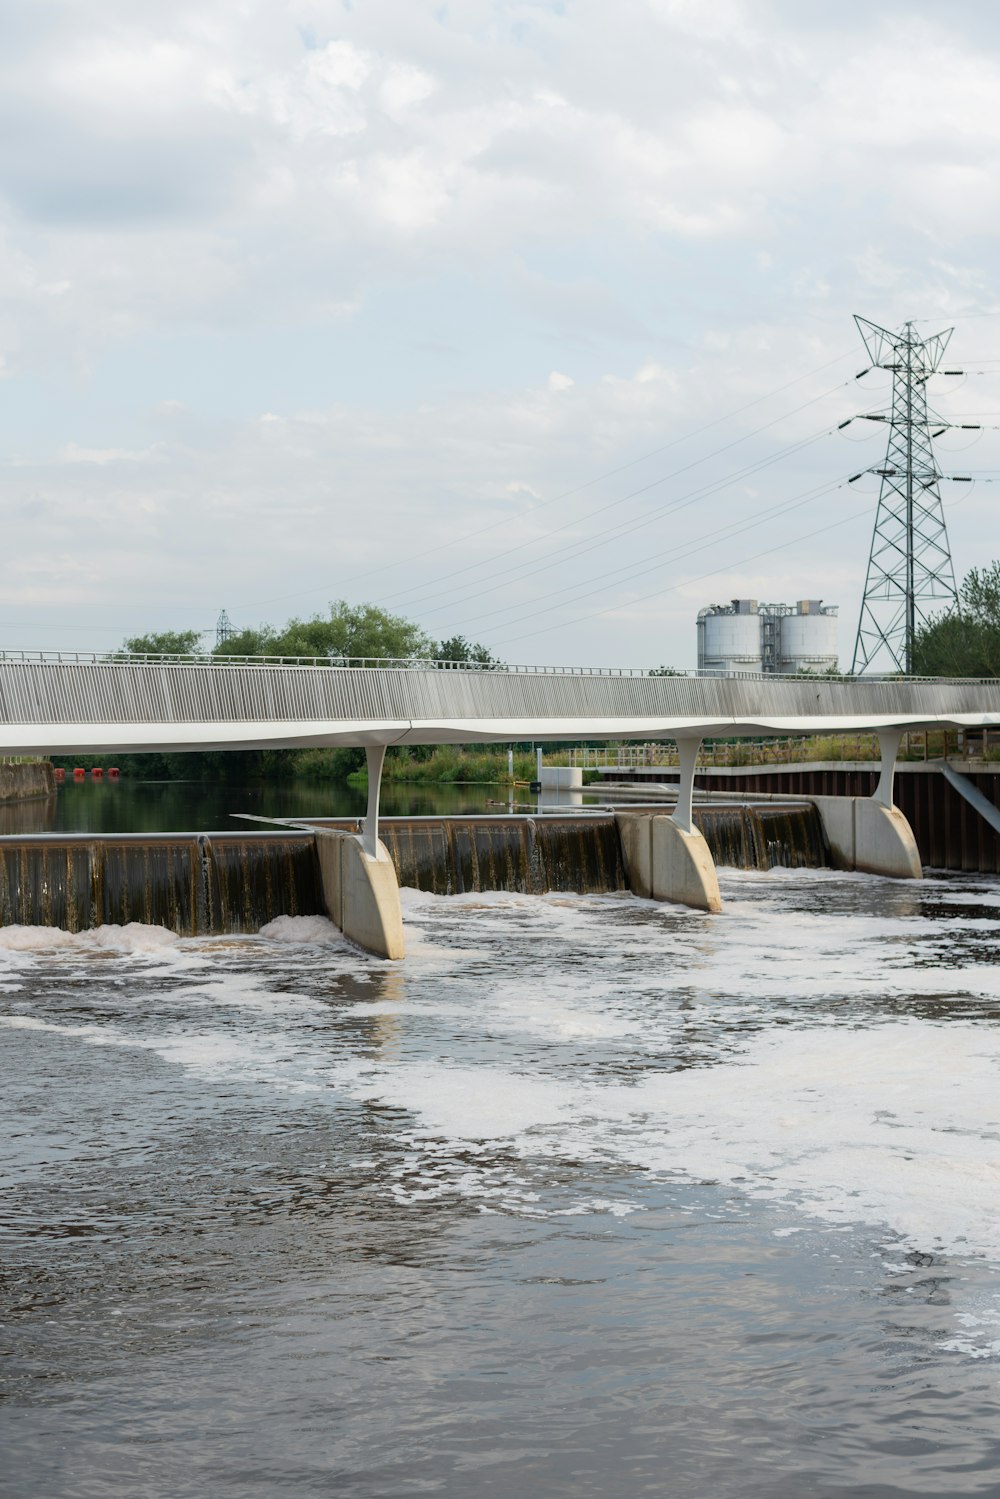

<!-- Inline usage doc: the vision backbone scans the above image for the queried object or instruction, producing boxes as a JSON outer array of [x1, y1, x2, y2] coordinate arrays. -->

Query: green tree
[[213, 625, 277, 657], [123, 629, 204, 655], [213, 602, 434, 662], [436, 634, 500, 667], [913, 563, 1000, 678]]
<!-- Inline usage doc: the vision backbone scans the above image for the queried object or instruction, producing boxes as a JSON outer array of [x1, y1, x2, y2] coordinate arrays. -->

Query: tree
[[213, 626, 277, 658], [213, 602, 434, 662], [123, 629, 204, 655], [436, 634, 500, 667], [913, 563, 1000, 678]]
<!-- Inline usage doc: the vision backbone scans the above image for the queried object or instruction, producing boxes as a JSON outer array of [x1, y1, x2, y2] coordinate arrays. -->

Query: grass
[[379, 747, 539, 784]]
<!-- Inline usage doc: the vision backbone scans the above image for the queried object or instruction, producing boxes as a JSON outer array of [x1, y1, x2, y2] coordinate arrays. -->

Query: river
[[2, 781, 1000, 1496], [2, 775, 513, 835]]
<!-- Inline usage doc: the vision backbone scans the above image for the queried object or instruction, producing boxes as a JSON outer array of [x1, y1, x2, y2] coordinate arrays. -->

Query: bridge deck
[[1, 657, 1000, 754]]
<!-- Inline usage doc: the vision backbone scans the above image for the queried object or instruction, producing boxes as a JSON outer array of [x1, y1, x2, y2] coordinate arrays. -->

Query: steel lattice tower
[[216, 609, 234, 647], [851, 316, 958, 674]]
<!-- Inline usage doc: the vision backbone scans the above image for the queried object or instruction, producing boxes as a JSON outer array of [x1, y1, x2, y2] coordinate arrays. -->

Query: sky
[[3, 0, 1000, 669]]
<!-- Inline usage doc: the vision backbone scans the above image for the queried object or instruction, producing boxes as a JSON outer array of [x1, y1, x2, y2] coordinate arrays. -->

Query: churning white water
[[4, 866, 1000, 1496]]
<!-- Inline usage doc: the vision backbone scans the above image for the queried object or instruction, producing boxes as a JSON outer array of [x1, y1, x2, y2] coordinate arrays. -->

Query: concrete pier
[[812, 731, 921, 879], [314, 828, 405, 960], [616, 812, 722, 913], [811, 797, 922, 879]]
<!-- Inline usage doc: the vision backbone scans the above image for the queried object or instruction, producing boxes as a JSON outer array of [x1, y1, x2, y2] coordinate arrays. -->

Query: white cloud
[[0, 1, 997, 663]]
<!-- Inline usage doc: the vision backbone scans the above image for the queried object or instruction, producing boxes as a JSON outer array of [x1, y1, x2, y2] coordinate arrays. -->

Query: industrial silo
[[777, 601, 839, 674], [697, 600, 764, 675]]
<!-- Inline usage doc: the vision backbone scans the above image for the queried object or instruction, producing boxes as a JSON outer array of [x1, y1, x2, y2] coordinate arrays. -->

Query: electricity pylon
[[216, 609, 235, 647], [851, 317, 958, 674]]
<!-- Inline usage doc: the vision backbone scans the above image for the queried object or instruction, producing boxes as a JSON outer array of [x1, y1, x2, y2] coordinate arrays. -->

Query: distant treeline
[[49, 600, 687, 784], [53, 602, 509, 783]]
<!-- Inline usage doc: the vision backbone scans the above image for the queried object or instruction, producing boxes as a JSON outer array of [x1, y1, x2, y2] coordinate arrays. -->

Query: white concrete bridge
[[3, 651, 1000, 753], [4, 651, 1000, 956]]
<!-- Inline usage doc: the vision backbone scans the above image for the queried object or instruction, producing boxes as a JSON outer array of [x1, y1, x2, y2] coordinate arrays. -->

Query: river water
[[3, 784, 1000, 1496], [2, 775, 508, 835]]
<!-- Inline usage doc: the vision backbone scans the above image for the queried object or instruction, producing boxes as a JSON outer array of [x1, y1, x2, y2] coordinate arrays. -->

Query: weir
[[695, 803, 829, 871], [0, 652, 995, 950], [0, 806, 830, 933], [375, 815, 628, 896], [0, 833, 324, 934]]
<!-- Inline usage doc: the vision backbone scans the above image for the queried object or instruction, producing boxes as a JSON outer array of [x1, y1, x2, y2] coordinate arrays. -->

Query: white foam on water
[[351, 1019, 1000, 1268], [258, 914, 343, 945], [8, 869, 1000, 1357], [940, 1302, 1000, 1359], [0, 922, 182, 954], [0, 925, 79, 952], [0, 1005, 365, 1095], [0, 1012, 134, 1045]]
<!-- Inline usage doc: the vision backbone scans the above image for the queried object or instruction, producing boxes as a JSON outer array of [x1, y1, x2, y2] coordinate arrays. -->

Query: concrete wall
[[540, 767, 583, 789], [0, 761, 55, 803], [314, 829, 405, 959], [616, 812, 722, 912]]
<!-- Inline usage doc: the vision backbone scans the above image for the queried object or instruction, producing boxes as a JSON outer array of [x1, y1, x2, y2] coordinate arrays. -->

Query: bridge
[[4, 651, 1000, 956]]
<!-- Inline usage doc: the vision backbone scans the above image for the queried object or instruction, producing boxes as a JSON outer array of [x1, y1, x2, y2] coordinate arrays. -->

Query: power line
[[229, 349, 855, 615], [456, 474, 849, 637], [489, 497, 868, 650], [418, 427, 840, 626], [371, 378, 855, 617]]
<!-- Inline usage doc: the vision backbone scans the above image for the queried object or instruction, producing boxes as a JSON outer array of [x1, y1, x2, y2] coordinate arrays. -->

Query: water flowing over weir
[[696, 804, 829, 872], [318, 806, 830, 897], [377, 816, 628, 896], [0, 834, 324, 933], [0, 805, 829, 930]]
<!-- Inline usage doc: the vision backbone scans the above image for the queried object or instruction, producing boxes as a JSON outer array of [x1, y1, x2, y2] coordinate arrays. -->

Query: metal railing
[[565, 729, 992, 770], [0, 648, 992, 685]]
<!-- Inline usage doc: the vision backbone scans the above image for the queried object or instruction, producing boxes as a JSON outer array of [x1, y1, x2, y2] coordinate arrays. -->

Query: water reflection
[[47, 776, 514, 835], [0, 794, 56, 836]]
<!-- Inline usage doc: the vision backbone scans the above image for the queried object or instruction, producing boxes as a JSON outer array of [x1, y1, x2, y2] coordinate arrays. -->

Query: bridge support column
[[810, 730, 921, 880], [671, 736, 700, 834], [363, 744, 386, 857], [659, 736, 722, 911], [874, 729, 903, 809], [315, 828, 405, 960], [616, 736, 722, 913], [313, 744, 404, 959]]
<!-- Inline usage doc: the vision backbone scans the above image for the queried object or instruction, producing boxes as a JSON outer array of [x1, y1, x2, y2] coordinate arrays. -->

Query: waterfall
[[202, 836, 324, 931], [694, 804, 829, 870], [0, 808, 829, 934], [0, 835, 324, 934], [376, 816, 628, 895]]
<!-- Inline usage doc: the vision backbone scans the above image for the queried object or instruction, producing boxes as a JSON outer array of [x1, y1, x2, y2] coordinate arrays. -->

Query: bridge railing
[[564, 730, 983, 769], [0, 649, 990, 686]]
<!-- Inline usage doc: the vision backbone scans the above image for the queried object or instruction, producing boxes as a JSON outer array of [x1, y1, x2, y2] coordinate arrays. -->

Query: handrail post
[[363, 745, 387, 857]]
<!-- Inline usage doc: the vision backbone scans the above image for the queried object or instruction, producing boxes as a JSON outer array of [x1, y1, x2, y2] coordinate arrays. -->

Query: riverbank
[[0, 761, 54, 804], [360, 748, 540, 785]]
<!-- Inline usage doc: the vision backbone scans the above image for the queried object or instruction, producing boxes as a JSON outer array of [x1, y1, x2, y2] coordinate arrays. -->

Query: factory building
[[696, 599, 839, 676]]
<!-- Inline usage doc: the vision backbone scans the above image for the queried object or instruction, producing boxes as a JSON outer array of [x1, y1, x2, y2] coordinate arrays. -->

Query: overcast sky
[[2, 0, 999, 667]]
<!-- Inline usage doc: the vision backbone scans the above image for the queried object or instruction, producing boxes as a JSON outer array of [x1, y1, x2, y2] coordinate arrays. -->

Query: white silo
[[777, 601, 839, 674], [697, 600, 763, 675]]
